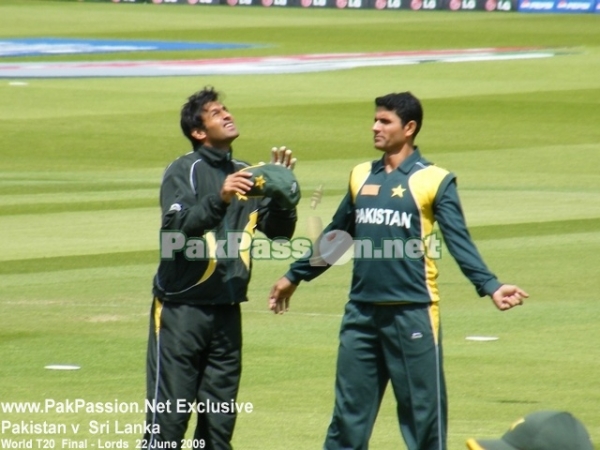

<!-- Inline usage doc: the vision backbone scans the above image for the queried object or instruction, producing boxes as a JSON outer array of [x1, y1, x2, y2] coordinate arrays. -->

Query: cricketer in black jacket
[[145, 87, 297, 450], [153, 144, 297, 304]]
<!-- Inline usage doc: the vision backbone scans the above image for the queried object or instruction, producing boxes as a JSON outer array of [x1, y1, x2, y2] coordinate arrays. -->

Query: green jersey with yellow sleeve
[[285, 148, 501, 303]]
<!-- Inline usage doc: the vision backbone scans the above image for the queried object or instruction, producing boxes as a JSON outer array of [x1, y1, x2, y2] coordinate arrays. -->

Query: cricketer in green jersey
[[268, 92, 528, 450]]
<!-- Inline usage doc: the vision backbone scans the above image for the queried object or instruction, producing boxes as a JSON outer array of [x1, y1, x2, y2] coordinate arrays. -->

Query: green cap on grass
[[466, 411, 593, 450], [237, 164, 301, 210]]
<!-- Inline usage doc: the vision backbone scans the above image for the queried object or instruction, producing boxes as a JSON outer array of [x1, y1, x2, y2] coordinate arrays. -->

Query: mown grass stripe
[[470, 217, 600, 240], [0, 182, 160, 196], [0, 198, 158, 216], [0, 250, 157, 275]]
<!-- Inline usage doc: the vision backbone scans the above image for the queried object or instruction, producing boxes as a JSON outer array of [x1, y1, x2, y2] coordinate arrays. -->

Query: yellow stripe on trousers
[[153, 297, 163, 337]]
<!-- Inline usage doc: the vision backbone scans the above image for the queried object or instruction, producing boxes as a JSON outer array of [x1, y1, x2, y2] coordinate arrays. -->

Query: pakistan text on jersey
[[355, 208, 412, 229]]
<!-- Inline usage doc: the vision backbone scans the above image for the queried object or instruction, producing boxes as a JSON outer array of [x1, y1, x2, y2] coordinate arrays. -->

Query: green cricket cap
[[238, 164, 301, 209], [466, 411, 593, 450]]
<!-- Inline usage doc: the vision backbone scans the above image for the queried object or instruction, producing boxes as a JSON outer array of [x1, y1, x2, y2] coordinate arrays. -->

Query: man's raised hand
[[271, 146, 297, 170]]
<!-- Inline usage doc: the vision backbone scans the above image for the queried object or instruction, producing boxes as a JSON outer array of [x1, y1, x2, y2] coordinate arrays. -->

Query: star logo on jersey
[[254, 175, 266, 190], [391, 184, 406, 198]]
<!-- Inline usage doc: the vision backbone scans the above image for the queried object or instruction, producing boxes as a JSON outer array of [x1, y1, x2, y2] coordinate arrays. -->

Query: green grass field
[[1, 1, 599, 449]]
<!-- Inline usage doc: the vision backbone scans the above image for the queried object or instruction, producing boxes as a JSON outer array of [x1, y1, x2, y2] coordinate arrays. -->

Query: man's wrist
[[284, 271, 301, 286], [484, 279, 503, 297]]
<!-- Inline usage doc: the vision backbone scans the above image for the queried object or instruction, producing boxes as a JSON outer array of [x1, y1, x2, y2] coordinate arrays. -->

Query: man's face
[[196, 101, 239, 149], [372, 107, 412, 153]]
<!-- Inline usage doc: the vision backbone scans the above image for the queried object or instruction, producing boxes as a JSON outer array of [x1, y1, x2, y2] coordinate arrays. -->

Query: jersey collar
[[372, 146, 422, 174]]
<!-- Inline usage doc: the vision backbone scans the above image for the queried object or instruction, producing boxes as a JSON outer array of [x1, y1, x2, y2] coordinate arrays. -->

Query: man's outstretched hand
[[269, 276, 298, 314], [491, 284, 529, 311]]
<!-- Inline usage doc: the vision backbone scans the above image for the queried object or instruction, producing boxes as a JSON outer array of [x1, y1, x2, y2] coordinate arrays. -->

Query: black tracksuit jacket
[[152, 145, 297, 305]]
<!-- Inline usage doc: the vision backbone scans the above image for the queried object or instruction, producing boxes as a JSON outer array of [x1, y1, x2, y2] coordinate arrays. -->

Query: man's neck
[[384, 145, 414, 173], [203, 138, 235, 152]]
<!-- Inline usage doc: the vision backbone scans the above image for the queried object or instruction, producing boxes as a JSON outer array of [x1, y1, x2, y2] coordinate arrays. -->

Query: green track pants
[[324, 300, 447, 450]]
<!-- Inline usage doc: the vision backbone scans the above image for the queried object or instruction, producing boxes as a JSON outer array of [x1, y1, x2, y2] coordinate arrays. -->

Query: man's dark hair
[[375, 92, 423, 139], [180, 86, 220, 145]]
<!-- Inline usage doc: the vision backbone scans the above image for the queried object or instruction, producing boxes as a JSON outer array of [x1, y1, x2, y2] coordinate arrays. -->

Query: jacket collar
[[195, 145, 232, 167]]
